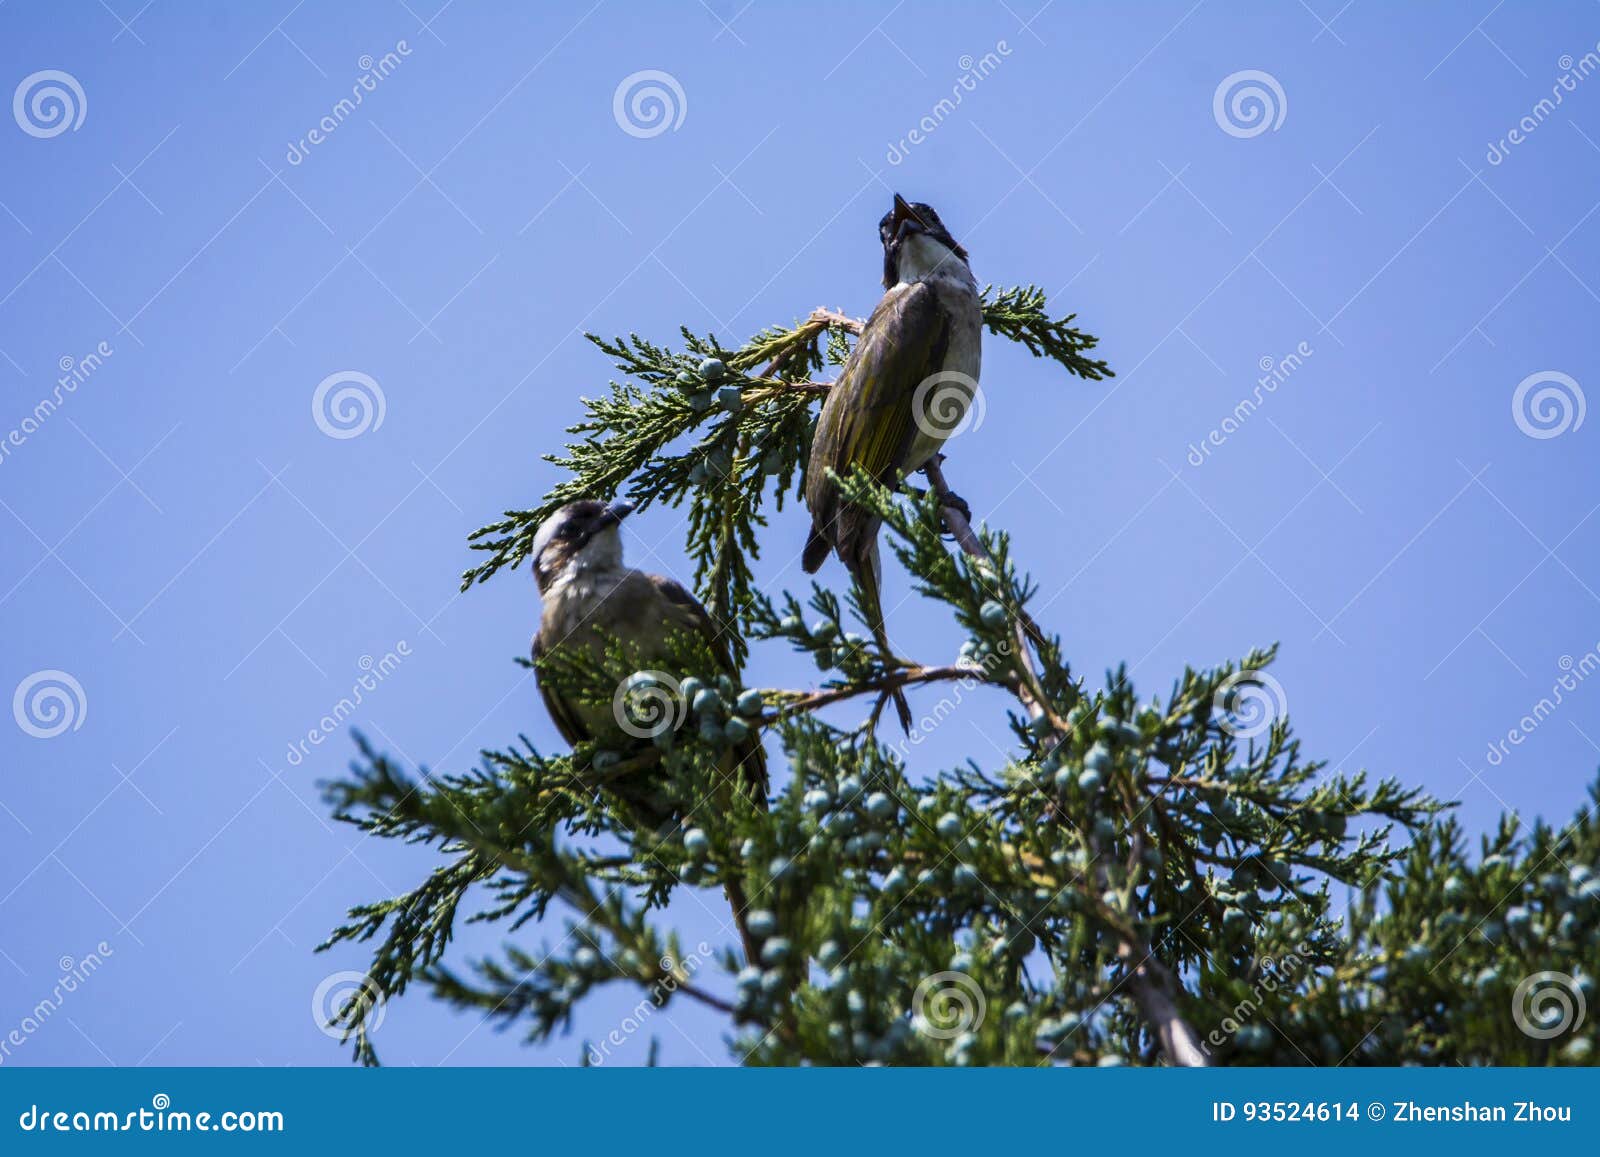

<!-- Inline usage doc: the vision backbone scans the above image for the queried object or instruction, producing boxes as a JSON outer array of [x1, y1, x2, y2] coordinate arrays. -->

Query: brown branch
[[754, 307, 864, 379], [745, 377, 832, 396], [766, 662, 1001, 721]]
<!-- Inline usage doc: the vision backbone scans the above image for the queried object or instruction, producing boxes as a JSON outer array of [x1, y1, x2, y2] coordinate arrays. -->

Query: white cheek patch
[[531, 516, 566, 564], [575, 527, 625, 571], [898, 233, 961, 282]]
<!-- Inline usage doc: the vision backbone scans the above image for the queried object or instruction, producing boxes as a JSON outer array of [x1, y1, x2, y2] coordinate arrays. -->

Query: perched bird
[[803, 195, 983, 729], [530, 499, 767, 826]]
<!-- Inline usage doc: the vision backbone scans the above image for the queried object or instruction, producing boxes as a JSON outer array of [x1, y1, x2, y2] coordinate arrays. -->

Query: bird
[[530, 499, 767, 829], [802, 194, 983, 730]]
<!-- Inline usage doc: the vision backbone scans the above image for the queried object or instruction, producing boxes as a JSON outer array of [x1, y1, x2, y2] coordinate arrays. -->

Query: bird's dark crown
[[879, 194, 968, 287], [532, 499, 632, 591]]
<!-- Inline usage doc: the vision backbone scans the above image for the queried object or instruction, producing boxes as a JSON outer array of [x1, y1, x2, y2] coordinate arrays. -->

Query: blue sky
[[2, 1, 1597, 1067]]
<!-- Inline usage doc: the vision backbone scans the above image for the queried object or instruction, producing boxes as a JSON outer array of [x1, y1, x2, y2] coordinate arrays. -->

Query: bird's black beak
[[890, 193, 925, 238], [601, 501, 634, 527]]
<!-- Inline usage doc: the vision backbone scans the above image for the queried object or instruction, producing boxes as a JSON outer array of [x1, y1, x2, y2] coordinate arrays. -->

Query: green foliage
[[321, 287, 1597, 1068]]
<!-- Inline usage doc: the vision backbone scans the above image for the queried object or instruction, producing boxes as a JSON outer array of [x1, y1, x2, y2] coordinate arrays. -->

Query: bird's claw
[[940, 491, 972, 527]]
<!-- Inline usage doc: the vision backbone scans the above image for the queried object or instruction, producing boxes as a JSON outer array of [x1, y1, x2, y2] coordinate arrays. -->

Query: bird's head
[[879, 194, 970, 288], [531, 499, 633, 591]]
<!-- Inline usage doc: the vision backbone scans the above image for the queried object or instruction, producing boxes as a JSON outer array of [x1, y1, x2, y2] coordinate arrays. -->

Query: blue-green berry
[[978, 600, 1007, 629], [735, 688, 764, 717], [717, 385, 743, 412], [936, 812, 962, 839], [698, 357, 726, 381], [760, 938, 792, 966], [865, 791, 895, 820], [1235, 1023, 1271, 1052], [683, 829, 710, 857]]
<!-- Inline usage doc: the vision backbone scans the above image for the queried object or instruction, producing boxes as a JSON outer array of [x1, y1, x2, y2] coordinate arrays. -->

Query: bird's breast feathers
[[535, 568, 699, 738], [903, 275, 983, 469]]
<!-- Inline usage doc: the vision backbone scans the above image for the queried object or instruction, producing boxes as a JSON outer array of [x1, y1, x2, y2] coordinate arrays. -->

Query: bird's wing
[[806, 281, 951, 556], [531, 630, 589, 746], [646, 574, 735, 672], [646, 574, 769, 806]]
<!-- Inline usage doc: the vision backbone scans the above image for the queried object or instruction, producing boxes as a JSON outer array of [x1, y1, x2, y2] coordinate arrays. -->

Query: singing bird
[[803, 195, 983, 729], [531, 500, 767, 826]]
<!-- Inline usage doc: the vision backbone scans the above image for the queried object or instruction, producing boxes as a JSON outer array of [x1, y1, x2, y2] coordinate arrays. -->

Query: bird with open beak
[[802, 194, 983, 730], [530, 499, 767, 828]]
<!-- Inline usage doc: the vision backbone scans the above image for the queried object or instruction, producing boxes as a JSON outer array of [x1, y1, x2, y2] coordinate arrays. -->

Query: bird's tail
[[802, 520, 831, 574], [855, 548, 913, 733]]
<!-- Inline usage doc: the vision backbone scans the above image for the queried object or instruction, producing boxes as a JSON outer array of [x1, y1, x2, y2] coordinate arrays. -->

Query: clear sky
[[2, 1, 1597, 1067]]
